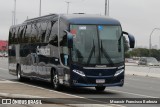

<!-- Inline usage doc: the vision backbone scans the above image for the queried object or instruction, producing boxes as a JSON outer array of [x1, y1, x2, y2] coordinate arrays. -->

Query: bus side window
[[12, 28, 16, 44], [9, 28, 13, 44], [36, 23, 41, 43], [15, 27, 20, 44], [30, 24, 38, 43], [24, 25, 32, 43], [22, 26, 27, 43], [45, 22, 51, 42], [49, 21, 58, 46], [59, 21, 69, 66], [40, 22, 47, 43], [60, 34, 68, 66], [19, 26, 24, 42]]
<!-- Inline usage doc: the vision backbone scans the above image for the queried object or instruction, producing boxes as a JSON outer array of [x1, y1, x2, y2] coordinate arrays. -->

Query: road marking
[[0, 80, 16, 83], [107, 89, 158, 98], [0, 92, 46, 98], [0, 68, 8, 71]]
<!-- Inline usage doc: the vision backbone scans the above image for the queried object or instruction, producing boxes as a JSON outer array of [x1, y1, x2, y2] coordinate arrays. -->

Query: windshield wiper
[[87, 40, 95, 65], [101, 40, 114, 66], [118, 34, 122, 52]]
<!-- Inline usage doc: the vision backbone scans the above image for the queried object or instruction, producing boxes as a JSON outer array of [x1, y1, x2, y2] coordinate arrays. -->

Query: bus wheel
[[17, 66, 23, 81], [52, 71, 61, 90], [95, 86, 106, 92]]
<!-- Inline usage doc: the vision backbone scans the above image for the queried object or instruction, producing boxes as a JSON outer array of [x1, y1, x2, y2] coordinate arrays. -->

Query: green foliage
[[125, 52, 130, 58], [126, 48, 160, 61], [149, 49, 160, 61]]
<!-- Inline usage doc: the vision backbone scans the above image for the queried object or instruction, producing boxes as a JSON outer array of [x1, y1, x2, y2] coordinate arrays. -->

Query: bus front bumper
[[71, 75, 124, 87], [72, 81, 124, 87]]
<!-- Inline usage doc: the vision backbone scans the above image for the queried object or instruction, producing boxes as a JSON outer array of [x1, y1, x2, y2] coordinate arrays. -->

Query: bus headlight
[[73, 69, 85, 77], [114, 69, 124, 77]]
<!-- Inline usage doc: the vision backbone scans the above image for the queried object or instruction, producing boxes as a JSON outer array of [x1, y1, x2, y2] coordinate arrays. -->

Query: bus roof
[[60, 14, 121, 25], [10, 14, 121, 28]]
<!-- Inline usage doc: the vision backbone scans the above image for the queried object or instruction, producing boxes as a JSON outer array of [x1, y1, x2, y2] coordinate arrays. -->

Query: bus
[[8, 14, 135, 91]]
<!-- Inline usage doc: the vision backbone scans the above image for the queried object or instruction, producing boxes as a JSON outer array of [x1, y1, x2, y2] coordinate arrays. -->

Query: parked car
[[4, 53, 8, 57], [138, 57, 160, 66], [0, 53, 3, 57]]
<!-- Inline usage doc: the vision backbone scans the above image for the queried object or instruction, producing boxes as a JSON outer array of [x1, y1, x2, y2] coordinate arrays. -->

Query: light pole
[[66, 1, 70, 14], [39, 0, 41, 16], [159, 36, 160, 49], [108, 0, 109, 16], [14, 0, 16, 25], [149, 28, 160, 50], [105, 0, 109, 16], [12, 11, 14, 25], [105, 0, 107, 16]]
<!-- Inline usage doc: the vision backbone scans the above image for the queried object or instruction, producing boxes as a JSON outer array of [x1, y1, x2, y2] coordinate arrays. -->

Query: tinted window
[[30, 24, 38, 43], [12, 28, 16, 44], [45, 22, 52, 42], [36, 23, 41, 43], [19, 26, 25, 43], [49, 21, 58, 46], [24, 25, 32, 43], [40, 22, 47, 43], [9, 28, 13, 44], [22, 26, 27, 43]]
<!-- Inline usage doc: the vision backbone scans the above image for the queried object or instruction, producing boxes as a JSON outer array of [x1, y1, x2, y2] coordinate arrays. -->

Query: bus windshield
[[70, 25, 124, 66]]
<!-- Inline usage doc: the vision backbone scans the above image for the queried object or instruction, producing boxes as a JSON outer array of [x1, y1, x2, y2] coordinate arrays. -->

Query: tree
[[126, 48, 160, 61]]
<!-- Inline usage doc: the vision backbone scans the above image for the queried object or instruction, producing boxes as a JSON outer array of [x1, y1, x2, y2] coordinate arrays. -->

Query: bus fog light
[[114, 69, 124, 77], [121, 79, 124, 83], [73, 69, 85, 77]]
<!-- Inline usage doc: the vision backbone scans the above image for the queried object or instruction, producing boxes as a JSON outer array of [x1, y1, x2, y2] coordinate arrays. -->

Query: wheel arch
[[16, 63, 20, 75], [50, 67, 58, 82]]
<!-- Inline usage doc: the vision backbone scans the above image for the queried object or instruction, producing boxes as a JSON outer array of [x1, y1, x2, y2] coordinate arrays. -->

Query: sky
[[0, 0, 160, 48]]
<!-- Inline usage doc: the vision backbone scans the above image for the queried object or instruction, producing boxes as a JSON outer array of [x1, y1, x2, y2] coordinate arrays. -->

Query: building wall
[[0, 40, 8, 51]]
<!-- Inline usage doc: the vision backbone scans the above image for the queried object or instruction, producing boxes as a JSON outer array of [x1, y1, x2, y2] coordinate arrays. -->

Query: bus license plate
[[96, 79, 105, 84]]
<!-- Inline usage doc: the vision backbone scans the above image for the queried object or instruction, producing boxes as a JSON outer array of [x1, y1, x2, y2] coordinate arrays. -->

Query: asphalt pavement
[[125, 63, 160, 78]]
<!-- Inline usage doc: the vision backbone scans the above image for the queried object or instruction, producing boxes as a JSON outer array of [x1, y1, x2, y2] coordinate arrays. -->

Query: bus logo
[[2, 99, 11, 104]]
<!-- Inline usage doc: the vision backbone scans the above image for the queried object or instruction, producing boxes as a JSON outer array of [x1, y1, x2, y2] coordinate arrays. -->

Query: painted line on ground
[[107, 89, 158, 98], [0, 68, 8, 71], [0, 92, 46, 98]]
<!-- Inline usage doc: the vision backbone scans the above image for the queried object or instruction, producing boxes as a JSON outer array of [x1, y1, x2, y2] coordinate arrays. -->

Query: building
[[0, 40, 8, 51]]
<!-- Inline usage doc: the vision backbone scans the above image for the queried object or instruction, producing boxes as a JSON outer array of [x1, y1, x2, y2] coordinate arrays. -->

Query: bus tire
[[95, 86, 106, 92], [17, 65, 24, 81], [51, 70, 61, 90]]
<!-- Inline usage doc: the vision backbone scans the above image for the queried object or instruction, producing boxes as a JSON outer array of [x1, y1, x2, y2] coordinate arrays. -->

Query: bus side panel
[[8, 45, 17, 75]]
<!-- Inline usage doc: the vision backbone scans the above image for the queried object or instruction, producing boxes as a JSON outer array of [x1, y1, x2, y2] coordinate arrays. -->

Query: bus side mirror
[[123, 31, 135, 48], [64, 30, 73, 48]]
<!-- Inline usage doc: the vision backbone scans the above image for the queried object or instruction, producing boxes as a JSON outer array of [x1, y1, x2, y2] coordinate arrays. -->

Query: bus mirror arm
[[122, 31, 135, 48], [64, 30, 73, 48]]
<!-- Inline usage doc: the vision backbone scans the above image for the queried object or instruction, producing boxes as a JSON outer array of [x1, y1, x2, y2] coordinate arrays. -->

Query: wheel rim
[[53, 74, 58, 88], [17, 68, 21, 79]]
